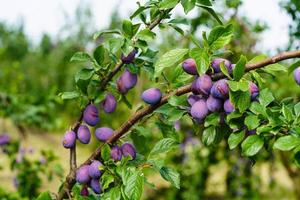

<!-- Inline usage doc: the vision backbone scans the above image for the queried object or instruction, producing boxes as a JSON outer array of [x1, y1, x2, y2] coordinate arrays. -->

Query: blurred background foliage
[[0, 0, 300, 199]]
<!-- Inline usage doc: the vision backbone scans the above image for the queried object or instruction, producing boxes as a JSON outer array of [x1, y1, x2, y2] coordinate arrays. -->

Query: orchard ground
[[0, 119, 296, 199]]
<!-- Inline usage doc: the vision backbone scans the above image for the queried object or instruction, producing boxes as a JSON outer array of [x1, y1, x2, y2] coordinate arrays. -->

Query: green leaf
[[190, 48, 210, 75], [228, 130, 245, 150], [101, 144, 111, 161], [196, 0, 212, 6], [197, 5, 222, 25], [181, 0, 196, 14], [202, 126, 218, 146], [248, 54, 268, 64], [244, 115, 260, 130], [230, 91, 251, 112], [241, 135, 264, 156], [294, 102, 300, 117], [60, 91, 80, 100], [282, 105, 294, 122], [110, 187, 121, 200], [259, 88, 274, 107], [249, 102, 267, 117], [220, 61, 232, 79], [274, 136, 300, 151], [207, 24, 233, 50], [159, 0, 179, 9], [137, 29, 156, 42], [101, 171, 115, 190], [109, 37, 124, 53], [149, 138, 178, 157], [262, 63, 286, 75], [122, 20, 133, 38], [124, 170, 144, 200], [75, 68, 94, 82], [36, 191, 52, 200], [204, 113, 220, 127], [233, 55, 247, 81], [155, 49, 189, 77], [70, 52, 92, 62], [288, 60, 300, 75], [93, 29, 121, 40], [160, 166, 180, 189], [93, 45, 106, 66], [227, 80, 249, 92]]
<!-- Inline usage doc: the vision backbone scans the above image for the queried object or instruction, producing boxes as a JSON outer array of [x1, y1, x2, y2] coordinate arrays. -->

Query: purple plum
[[76, 165, 91, 184], [80, 186, 89, 196], [121, 143, 136, 160], [206, 95, 223, 112], [77, 125, 91, 144], [211, 58, 232, 73], [224, 99, 234, 114], [190, 100, 209, 120], [95, 127, 113, 142], [90, 179, 102, 194], [121, 49, 137, 64], [247, 129, 256, 135], [62, 131, 76, 149], [88, 160, 102, 179], [210, 79, 229, 99], [117, 76, 128, 94], [249, 82, 259, 100], [101, 93, 117, 113], [187, 95, 202, 106], [141, 88, 162, 105], [83, 104, 99, 126], [111, 146, 122, 162], [182, 58, 198, 75], [117, 69, 138, 94], [191, 75, 213, 96], [0, 134, 10, 145], [294, 67, 300, 85]]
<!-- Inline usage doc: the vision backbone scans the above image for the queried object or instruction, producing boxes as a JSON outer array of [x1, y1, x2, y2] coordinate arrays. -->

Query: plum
[[111, 146, 122, 162], [88, 160, 102, 179], [187, 94, 202, 106], [294, 67, 300, 85], [77, 125, 91, 144], [211, 58, 232, 73], [191, 75, 212, 96], [206, 95, 223, 112], [224, 99, 234, 114], [76, 165, 91, 184], [121, 49, 137, 64], [80, 186, 89, 196], [0, 134, 10, 145], [141, 88, 162, 105], [95, 127, 113, 142], [210, 79, 229, 99], [101, 93, 117, 113], [90, 179, 102, 194], [62, 131, 76, 149], [83, 104, 99, 126], [117, 69, 138, 94], [191, 100, 209, 120], [182, 58, 198, 75], [249, 82, 259, 100], [247, 129, 256, 135], [121, 143, 136, 160]]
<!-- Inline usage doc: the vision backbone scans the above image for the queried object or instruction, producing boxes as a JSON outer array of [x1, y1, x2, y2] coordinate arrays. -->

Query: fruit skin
[[211, 58, 232, 73], [294, 67, 300, 85], [88, 160, 102, 179], [206, 95, 223, 112], [121, 49, 137, 64], [187, 95, 202, 106], [80, 186, 89, 196], [117, 69, 138, 94], [224, 99, 234, 114], [191, 75, 213, 96], [101, 93, 117, 113], [76, 165, 91, 184], [83, 104, 99, 126], [121, 143, 136, 160], [111, 146, 122, 162], [90, 179, 102, 194], [210, 79, 229, 99], [141, 88, 162, 105], [95, 127, 114, 142], [249, 82, 259, 100], [191, 100, 209, 120], [62, 131, 76, 148], [182, 58, 198, 75], [0, 134, 10, 145], [77, 125, 91, 144]]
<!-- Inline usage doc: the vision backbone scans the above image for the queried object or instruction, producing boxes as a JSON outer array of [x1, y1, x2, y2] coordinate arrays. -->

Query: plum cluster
[[182, 58, 259, 123], [75, 142, 136, 195]]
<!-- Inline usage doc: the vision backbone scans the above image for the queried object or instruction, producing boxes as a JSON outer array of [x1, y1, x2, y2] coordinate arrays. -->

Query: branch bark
[[57, 50, 300, 199]]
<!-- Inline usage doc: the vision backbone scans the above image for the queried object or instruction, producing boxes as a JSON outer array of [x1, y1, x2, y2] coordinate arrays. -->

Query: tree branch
[[57, 50, 300, 199]]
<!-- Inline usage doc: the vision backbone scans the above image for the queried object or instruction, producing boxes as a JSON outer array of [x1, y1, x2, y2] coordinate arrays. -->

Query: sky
[[0, 0, 292, 52]]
